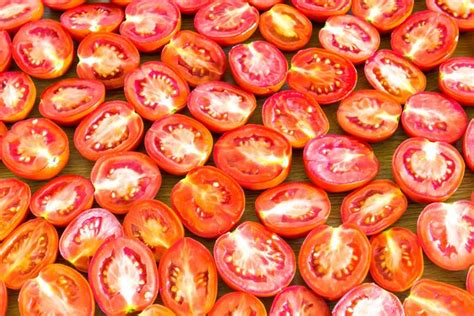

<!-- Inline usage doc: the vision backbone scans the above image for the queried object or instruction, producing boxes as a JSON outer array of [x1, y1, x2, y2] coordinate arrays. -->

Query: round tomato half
[[209, 292, 266, 316], [439, 57, 474, 106], [43, 0, 85, 10], [0, 280, 5, 316], [352, 0, 414, 32], [467, 266, 474, 295], [464, 119, 474, 171], [175, 0, 212, 14], [426, 0, 474, 31], [0, 0, 43, 32], [0, 71, 36, 122], [0, 31, 11, 72], [290, 0, 351, 22], [269, 285, 330, 316], [140, 305, 175, 316], [0, 178, 30, 241]]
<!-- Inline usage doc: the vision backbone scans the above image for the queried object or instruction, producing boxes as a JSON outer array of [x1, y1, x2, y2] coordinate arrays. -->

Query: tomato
[[213, 124, 292, 190], [262, 90, 329, 148], [0, 0, 43, 32], [467, 266, 474, 295], [287, 48, 357, 105], [110, 0, 131, 6], [439, 57, 474, 106], [0, 71, 36, 122], [229, 41, 287, 95], [60, 4, 124, 41], [194, 0, 259, 46], [74, 100, 144, 161], [341, 180, 408, 236], [364, 49, 426, 104], [77, 32, 140, 89], [159, 238, 218, 315], [255, 182, 330, 238], [18, 264, 94, 316], [299, 224, 371, 300], [291, 0, 350, 21], [0, 31, 11, 72], [30, 175, 94, 227], [12, 19, 73, 79], [187, 81, 257, 133], [59, 208, 123, 272], [464, 119, 474, 171], [249, 0, 283, 10], [171, 166, 245, 238], [333, 283, 404, 316], [0, 178, 30, 241], [0, 122, 6, 159], [209, 292, 266, 316], [269, 285, 330, 316], [426, 0, 474, 31], [123, 199, 184, 261], [402, 92, 467, 143], [0, 280, 5, 316], [89, 236, 159, 315], [175, 0, 212, 14], [2, 118, 69, 180], [39, 78, 106, 126], [352, 0, 414, 33], [392, 137, 465, 203], [43, 0, 85, 11], [0, 218, 58, 290], [140, 305, 175, 316], [161, 30, 226, 87], [391, 10, 459, 70], [303, 135, 379, 193], [124, 62, 190, 122], [214, 221, 296, 297]]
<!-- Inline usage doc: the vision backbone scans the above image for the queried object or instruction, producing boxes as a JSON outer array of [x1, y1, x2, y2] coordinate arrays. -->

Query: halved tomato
[[187, 81, 257, 133], [159, 238, 218, 315], [365, 49, 426, 104], [144, 114, 213, 175], [391, 10, 459, 70], [209, 292, 266, 316], [299, 224, 371, 300], [0, 31, 11, 72], [0, 218, 58, 290], [77, 32, 140, 89], [287, 48, 357, 105], [0, 0, 43, 32], [213, 124, 292, 190], [262, 90, 329, 148], [392, 137, 465, 203], [74, 100, 144, 161], [467, 266, 474, 295], [89, 236, 159, 315], [123, 199, 184, 261], [402, 92, 467, 143], [59, 208, 123, 272], [337, 90, 402, 142], [426, 0, 474, 31], [341, 180, 408, 236], [464, 119, 474, 171], [171, 166, 245, 238], [229, 41, 287, 95], [0, 280, 5, 316], [30, 175, 94, 227], [175, 0, 212, 14], [2, 118, 69, 180], [352, 0, 414, 32], [249, 0, 283, 11], [161, 30, 226, 87], [43, 0, 85, 10], [269, 285, 329, 316], [120, 0, 181, 52], [140, 305, 175, 316], [0, 71, 36, 122], [439, 57, 474, 106], [0, 178, 30, 241], [0, 122, 6, 159], [12, 19, 73, 79], [39, 78, 106, 126], [124, 61, 190, 121], [194, 0, 259, 46], [255, 182, 331, 238], [290, 0, 351, 21], [303, 134, 379, 193], [18, 264, 94, 316]]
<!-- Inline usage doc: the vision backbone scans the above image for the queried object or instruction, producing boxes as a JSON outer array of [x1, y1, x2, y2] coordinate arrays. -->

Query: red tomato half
[[439, 57, 474, 106], [467, 266, 474, 295], [209, 292, 266, 316], [262, 90, 329, 148], [352, 0, 414, 32], [59, 208, 123, 272], [402, 92, 467, 143], [229, 41, 287, 95], [175, 0, 212, 14], [303, 135, 379, 193], [0, 218, 58, 290], [290, 0, 351, 21], [426, 0, 474, 31], [0, 0, 43, 32], [392, 137, 465, 203], [0, 178, 30, 241], [214, 124, 292, 190], [269, 285, 330, 316], [141, 305, 175, 316], [43, 0, 85, 10], [391, 10, 459, 70], [0, 31, 11, 72], [89, 237, 159, 315], [464, 119, 474, 171], [18, 264, 94, 316], [2, 118, 69, 180], [249, 0, 283, 11], [0, 71, 36, 122], [0, 280, 5, 316]]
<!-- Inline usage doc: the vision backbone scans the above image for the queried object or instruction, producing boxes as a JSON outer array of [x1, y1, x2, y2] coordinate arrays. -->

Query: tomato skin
[[0, 0, 43, 33], [467, 266, 474, 295], [269, 285, 330, 316], [209, 292, 267, 316], [0, 31, 11, 72], [43, 0, 85, 10], [464, 119, 474, 171], [0, 280, 6, 316], [0, 71, 36, 123], [249, 0, 283, 11], [0, 122, 6, 160], [175, 0, 212, 14], [140, 304, 176, 316], [439, 57, 474, 106], [0, 178, 30, 241], [352, 0, 414, 33], [290, 0, 351, 22], [426, 0, 474, 31]]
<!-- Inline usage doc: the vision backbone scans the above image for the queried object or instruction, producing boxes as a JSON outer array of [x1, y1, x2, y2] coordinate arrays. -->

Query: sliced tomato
[[74, 100, 144, 161], [426, 0, 474, 31], [159, 237, 218, 315], [299, 224, 371, 300], [2, 118, 69, 180], [0, 31, 11, 72], [214, 221, 296, 297], [0, 71, 36, 122], [209, 292, 266, 316], [262, 90, 329, 148], [59, 208, 123, 272], [43, 0, 85, 10], [402, 92, 467, 143], [467, 266, 474, 295], [0, 0, 43, 32], [39, 78, 106, 126], [89, 236, 159, 315], [0, 178, 30, 241], [175, 0, 212, 14], [341, 180, 408, 236], [213, 124, 292, 190], [439, 57, 474, 106], [464, 119, 474, 171], [123, 199, 184, 261], [0, 122, 6, 160], [140, 305, 175, 316], [161, 30, 226, 87], [290, 0, 351, 21], [0, 280, 5, 316], [124, 61, 190, 122], [77, 32, 140, 89], [187, 81, 257, 133], [249, 0, 283, 11], [392, 137, 465, 203], [269, 285, 329, 316], [120, 0, 181, 52], [352, 0, 414, 32], [18, 264, 94, 316], [0, 218, 58, 290]]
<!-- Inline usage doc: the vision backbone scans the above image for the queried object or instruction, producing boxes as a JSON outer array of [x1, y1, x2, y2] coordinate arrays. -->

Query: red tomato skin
[[0, 280, 6, 316], [464, 119, 474, 171], [209, 292, 267, 316], [249, 0, 283, 11], [0, 0, 44, 33], [467, 266, 474, 295], [269, 285, 330, 316], [141, 304, 176, 316], [426, 0, 474, 31], [0, 178, 30, 241], [43, 0, 85, 10], [290, 0, 351, 22], [0, 72, 36, 123], [352, 0, 414, 33], [0, 31, 11, 72], [0, 122, 6, 160], [439, 57, 474, 106]]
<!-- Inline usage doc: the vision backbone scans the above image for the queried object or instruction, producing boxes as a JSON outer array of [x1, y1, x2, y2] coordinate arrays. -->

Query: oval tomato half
[[209, 292, 266, 316], [290, 0, 351, 21], [0, 0, 43, 32], [0, 178, 30, 241], [0, 280, 5, 316], [0, 71, 36, 122], [43, 0, 85, 10], [426, 0, 474, 31], [175, 0, 212, 14], [439, 57, 474, 106], [0, 31, 11, 72], [269, 285, 330, 316], [140, 305, 175, 316], [352, 0, 414, 32], [464, 119, 474, 171]]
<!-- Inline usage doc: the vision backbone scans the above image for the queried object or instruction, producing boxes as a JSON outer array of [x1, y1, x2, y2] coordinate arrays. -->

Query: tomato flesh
[[290, 0, 351, 22], [426, 0, 474, 31], [269, 285, 330, 316], [0, 31, 11, 72], [0, 178, 30, 241], [439, 57, 474, 106], [209, 292, 267, 316], [352, 0, 414, 32], [0, 0, 44, 32], [464, 119, 474, 171], [0, 71, 36, 123]]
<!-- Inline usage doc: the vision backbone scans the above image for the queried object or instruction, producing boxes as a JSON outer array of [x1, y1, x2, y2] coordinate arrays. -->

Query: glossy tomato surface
[[464, 119, 474, 171], [0, 71, 36, 122], [209, 292, 266, 316], [0, 0, 43, 32], [0, 31, 11, 72], [175, 0, 212, 14], [269, 285, 329, 316], [426, 0, 474, 31], [352, 0, 414, 32], [291, 0, 351, 21], [0, 178, 30, 241], [439, 57, 474, 106]]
